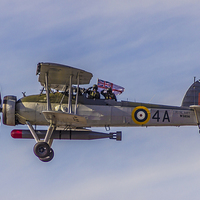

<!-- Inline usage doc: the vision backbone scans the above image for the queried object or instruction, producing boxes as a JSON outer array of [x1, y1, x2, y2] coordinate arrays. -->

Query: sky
[[1, 0, 200, 199]]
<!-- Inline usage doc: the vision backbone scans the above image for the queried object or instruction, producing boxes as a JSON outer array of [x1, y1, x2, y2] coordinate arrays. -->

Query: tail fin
[[182, 81, 200, 107]]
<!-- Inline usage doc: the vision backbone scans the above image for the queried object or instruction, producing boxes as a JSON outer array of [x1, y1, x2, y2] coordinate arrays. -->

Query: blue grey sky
[[1, 0, 200, 199]]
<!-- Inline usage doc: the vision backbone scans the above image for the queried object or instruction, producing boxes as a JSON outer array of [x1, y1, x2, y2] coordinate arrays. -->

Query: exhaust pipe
[[11, 129, 122, 141]]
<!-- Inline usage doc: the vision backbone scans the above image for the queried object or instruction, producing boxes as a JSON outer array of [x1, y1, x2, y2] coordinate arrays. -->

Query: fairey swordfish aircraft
[[0, 62, 200, 162]]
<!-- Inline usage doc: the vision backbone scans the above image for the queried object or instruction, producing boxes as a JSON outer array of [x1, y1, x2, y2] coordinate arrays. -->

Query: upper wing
[[36, 62, 93, 91]]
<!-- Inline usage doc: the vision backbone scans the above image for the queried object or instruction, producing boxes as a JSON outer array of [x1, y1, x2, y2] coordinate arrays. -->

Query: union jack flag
[[97, 79, 125, 95]]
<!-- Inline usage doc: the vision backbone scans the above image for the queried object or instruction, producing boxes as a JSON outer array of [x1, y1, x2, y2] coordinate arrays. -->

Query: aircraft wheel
[[34, 142, 50, 158], [39, 148, 54, 162]]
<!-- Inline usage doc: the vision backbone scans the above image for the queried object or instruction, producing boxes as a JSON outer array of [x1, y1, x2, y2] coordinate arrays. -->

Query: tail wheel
[[39, 148, 54, 162], [33, 142, 50, 158]]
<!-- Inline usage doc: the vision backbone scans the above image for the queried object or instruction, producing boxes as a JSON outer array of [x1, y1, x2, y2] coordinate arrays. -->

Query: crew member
[[101, 87, 117, 101], [85, 84, 100, 99]]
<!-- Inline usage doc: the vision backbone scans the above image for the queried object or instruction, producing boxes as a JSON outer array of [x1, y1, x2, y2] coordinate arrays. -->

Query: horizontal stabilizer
[[190, 105, 200, 126]]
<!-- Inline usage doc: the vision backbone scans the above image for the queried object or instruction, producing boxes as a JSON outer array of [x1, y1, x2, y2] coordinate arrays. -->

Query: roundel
[[131, 106, 151, 125]]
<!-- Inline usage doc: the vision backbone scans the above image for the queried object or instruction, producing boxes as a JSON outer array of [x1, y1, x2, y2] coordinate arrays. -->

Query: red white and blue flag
[[97, 79, 125, 95]]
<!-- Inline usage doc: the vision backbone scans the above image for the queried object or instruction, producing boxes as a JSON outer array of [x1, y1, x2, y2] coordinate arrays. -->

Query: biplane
[[0, 62, 200, 162]]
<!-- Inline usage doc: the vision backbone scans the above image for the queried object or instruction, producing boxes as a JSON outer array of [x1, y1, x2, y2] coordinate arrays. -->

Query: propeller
[[0, 91, 2, 124]]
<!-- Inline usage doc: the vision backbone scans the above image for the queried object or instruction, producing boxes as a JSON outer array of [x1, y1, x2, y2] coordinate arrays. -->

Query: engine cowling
[[2, 95, 17, 126]]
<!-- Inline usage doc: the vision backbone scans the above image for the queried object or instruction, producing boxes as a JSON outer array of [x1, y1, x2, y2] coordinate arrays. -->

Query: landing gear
[[27, 121, 55, 162], [33, 142, 50, 158], [39, 148, 54, 162], [26, 71, 56, 163], [33, 142, 54, 162]]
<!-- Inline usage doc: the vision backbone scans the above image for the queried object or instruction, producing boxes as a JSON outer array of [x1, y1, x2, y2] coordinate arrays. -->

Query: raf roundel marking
[[132, 106, 151, 125]]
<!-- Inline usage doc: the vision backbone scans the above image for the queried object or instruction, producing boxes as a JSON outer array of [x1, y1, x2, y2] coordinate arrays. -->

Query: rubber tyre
[[39, 148, 54, 162], [34, 142, 50, 158]]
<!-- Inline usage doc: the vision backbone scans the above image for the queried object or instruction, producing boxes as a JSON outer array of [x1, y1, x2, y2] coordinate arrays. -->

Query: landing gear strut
[[26, 121, 55, 162]]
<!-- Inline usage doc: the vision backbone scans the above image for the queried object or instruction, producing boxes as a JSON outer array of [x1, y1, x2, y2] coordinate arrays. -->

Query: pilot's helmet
[[107, 87, 112, 93], [93, 84, 98, 90]]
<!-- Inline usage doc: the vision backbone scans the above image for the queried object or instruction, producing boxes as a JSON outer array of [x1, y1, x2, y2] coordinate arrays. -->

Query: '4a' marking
[[152, 110, 170, 122]]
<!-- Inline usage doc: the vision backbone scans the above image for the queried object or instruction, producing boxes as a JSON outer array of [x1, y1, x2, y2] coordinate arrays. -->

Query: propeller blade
[[0, 91, 2, 112], [0, 91, 2, 125]]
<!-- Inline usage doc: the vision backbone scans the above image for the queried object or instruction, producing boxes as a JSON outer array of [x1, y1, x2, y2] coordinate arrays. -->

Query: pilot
[[74, 87, 83, 96], [85, 84, 100, 99], [101, 87, 117, 101]]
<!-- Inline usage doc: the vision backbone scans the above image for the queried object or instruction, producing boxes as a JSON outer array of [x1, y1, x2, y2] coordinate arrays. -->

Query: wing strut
[[68, 74, 72, 114], [59, 85, 68, 108], [74, 73, 80, 115], [45, 72, 51, 111]]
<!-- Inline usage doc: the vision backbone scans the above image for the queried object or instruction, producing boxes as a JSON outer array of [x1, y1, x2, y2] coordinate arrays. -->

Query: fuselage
[[15, 93, 197, 128]]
